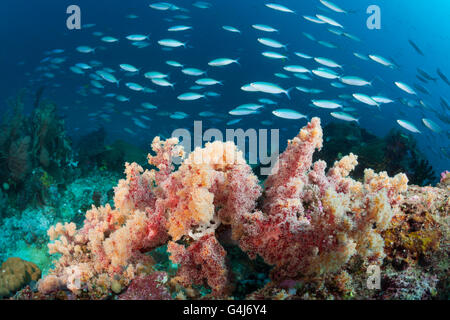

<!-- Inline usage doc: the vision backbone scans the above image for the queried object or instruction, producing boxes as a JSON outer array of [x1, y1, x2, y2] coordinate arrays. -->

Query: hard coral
[[0, 257, 41, 298]]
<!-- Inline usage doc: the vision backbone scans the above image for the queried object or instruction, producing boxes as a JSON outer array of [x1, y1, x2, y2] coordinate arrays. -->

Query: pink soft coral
[[168, 235, 229, 297], [237, 118, 408, 280], [40, 117, 410, 298]]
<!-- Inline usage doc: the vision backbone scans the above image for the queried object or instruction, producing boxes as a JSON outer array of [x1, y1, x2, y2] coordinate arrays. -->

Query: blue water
[[0, 0, 448, 177]]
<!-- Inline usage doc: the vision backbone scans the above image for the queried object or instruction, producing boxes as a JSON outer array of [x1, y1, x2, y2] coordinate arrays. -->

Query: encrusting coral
[[38, 117, 411, 299]]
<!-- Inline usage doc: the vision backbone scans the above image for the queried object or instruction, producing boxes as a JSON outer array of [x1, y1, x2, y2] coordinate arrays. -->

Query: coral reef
[[30, 117, 448, 300], [0, 257, 41, 298], [238, 118, 407, 281], [0, 90, 75, 211], [118, 272, 172, 300], [317, 122, 437, 186], [75, 128, 148, 174], [0, 171, 120, 274]]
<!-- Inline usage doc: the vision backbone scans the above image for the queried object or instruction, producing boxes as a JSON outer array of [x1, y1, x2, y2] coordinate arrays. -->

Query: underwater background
[[0, 0, 448, 300]]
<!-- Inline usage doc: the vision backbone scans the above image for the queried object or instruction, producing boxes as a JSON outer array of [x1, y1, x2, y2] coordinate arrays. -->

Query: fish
[[132, 41, 150, 49], [328, 28, 344, 36], [222, 26, 241, 33], [144, 71, 168, 79], [295, 73, 312, 80], [168, 25, 192, 32], [340, 76, 371, 86], [319, 0, 347, 13], [75, 63, 92, 70], [192, 1, 212, 9], [257, 38, 287, 50], [416, 68, 437, 81], [422, 118, 442, 133], [126, 34, 149, 41], [262, 51, 288, 60], [227, 119, 242, 125], [265, 3, 295, 13], [182, 68, 206, 76], [408, 39, 424, 56], [318, 40, 338, 49], [144, 87, 156, 94], [96, 70, 120, 86], [170, 112, 189, 119], [250, 82, 291, 98], [142, 102, 158, 110], [258, 98, 277, 105], [343, 32, 361, 42], [166, 60, 184, 68], [437, 68, 450, 86], [394, 81, 416, 95], [82, 23, 96, 29], [330, 112, 359, 122], [295, 52, 312, 59], [133, 118, 149, 129], [229, 108, 258, 116], [158, 39, 186, 47], [177, 92, 205, 101], [316, 14, 344, 28], [416, 74, 428, 83], [397, 120, 421, 133], [296, 86, 322, 94], [116, 95, 130, 102], [70, 66, 85, 74], [119, 64, 139, 73], [208, 58, 240, 67], [272, 109, 307, 120], [199, 111, 216, 117], [241, 84, 259, 92], [413, 83, 430, 95], [303, 16, 326, 24], [372, 96, 394, 104], [283, 65, 310, 73], [149, 2, 177, 10], [195, 78, 223, 86], [312, 100, 342, 109], [76, 46, 96, 53], [353, 52, 369, 61], [303, 32, 316, 41], [312, 67, 340, 79], [101, 36, 119, 43], [90, 80, 104, 89], [440, 97, 449, 110], [369, 55, 395, 68], [314, 57, 342, 68], [151, 78, 175, 88], [352, 93, 379, 106], [124, 128, 136, 135], [252, 24, 278, 32], [275, 73, 290, 79], [330, 82, 346, 89]]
